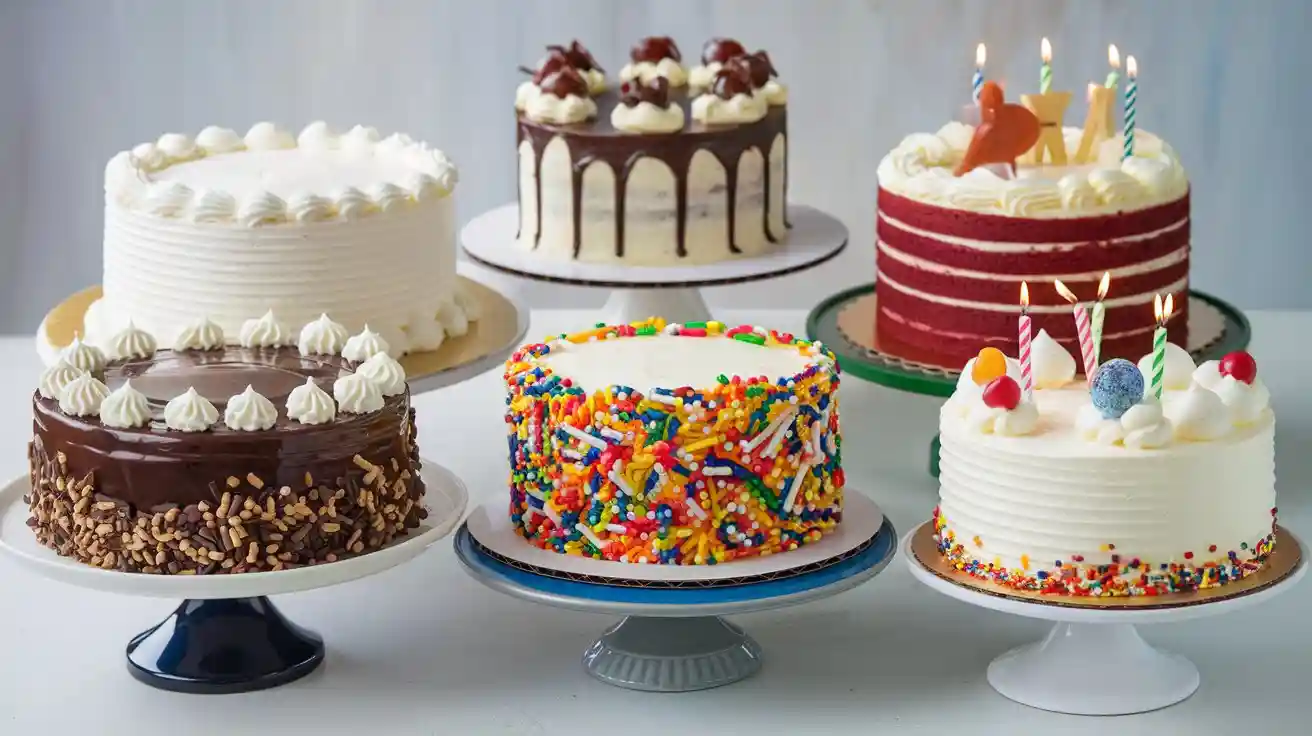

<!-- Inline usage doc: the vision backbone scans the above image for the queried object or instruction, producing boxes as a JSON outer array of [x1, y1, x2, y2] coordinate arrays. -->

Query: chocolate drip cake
[[27, 315, 425, 574], [514, 37, 790, 265]]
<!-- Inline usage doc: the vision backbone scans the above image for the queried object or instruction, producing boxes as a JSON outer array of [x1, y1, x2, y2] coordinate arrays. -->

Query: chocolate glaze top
[[31, 346, 412, 510]]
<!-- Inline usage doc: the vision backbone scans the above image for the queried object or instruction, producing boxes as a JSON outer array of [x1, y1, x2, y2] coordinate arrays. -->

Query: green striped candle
[[1123, 55, 1138, 160], [1150, 293, 1173, 399], [1040, 38, 1053, 93]]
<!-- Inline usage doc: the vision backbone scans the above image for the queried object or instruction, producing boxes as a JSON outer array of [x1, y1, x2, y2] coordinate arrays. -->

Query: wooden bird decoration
[[954, 81, 1041, 177]]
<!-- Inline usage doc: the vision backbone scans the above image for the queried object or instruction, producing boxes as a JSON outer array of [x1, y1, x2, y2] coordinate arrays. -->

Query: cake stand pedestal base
[[807, 284, 1252, 478], [582, 615, 762, 692], [986, 622, 1197, 715], [601, 288, 711, 326], [126, 597, 324, 694]]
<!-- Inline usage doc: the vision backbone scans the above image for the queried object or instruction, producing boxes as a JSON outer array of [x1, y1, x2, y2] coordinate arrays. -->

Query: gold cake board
[[908, 520, 1303, 610], [40, 276, 528, 394]]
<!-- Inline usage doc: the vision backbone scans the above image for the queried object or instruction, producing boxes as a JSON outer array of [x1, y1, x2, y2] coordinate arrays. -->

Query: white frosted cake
[[934, 333, 1276, 596], [85, 122, 475, 357]]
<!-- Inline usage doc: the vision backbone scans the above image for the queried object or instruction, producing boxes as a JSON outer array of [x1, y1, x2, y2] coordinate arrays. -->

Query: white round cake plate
[[0, 461, 467, 693], [460, 203, 849, 325], [455, 490, 894, 692], [902, 527, 1308, 716], [33, 268, 529, 396]]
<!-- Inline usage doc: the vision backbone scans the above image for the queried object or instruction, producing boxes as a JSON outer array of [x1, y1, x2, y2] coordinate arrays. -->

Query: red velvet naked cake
[[875, 121, 1190, 368]]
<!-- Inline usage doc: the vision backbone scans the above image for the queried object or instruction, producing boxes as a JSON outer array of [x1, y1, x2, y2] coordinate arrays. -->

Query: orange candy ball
[[971, 347, 1009, 386]]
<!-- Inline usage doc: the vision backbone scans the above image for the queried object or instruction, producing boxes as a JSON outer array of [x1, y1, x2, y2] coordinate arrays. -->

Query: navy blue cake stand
[[454, 493, 895, 692], [0, 462, 468, 694]]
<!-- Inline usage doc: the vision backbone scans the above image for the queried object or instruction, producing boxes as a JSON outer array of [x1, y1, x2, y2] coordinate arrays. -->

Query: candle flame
[[1096, 272, 1111, 300], [1041, 37, 1052, 63], [1020, 281, 1030, 310], [976, 42, 987, 68], [1127, 55, 1138, 79], [1108, 44, 1121, 69], [1053, 279, 1078, 305], [1154, 293, 1164, 323], [1087, 82, 1097, 103], [1163, 292, 1174, 322]]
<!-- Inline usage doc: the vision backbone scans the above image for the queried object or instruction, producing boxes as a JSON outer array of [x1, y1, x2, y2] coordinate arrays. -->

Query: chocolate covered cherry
[[701, 37, 746, 65], [710, 65, 753, 100], [620, 78, 672, 108], [728, 50, 778, 88], [529, 50, 572, 85], [548, 40, 602, 72], [631, 36, 682, 63], [538, 67, 589, 99]]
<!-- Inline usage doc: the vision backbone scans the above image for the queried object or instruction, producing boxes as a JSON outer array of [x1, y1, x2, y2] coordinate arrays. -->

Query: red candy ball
[[982, 375, 1022, 411], [1219, 351, 1257, 385]]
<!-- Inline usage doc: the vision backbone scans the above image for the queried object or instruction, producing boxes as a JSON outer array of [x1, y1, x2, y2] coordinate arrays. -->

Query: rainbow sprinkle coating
[[933, 508, 1277, 597], [504, 318, 844, 565]]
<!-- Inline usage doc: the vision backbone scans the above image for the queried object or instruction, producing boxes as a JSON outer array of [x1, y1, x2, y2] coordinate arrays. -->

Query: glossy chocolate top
[[32, 346, 411, 510]]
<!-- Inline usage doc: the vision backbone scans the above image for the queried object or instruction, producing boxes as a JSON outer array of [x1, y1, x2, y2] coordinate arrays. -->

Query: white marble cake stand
[[0, 462, 467, 694], [903, 525, 1307, 715], [461, 203, 848, 325], [455, 490, 893, 692]]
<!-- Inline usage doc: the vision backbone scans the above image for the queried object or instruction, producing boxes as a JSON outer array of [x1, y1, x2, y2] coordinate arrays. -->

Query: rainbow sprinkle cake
[[504, 318, 844, 565]]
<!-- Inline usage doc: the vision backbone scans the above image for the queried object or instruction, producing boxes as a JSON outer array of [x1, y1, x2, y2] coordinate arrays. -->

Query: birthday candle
[[1054, 280, 1097, 388], [973, 43, 986, 104], [1150, 293, 1174, 399], [1123, 55, 1138, 160], [1018, 282, 1034, 399], [1091, 272, 1110, 365], [1040, 38, 1053, 94], [1105, 44, 1121, 89]]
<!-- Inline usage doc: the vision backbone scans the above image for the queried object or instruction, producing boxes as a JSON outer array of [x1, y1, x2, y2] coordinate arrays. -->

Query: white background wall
[[1, 0, 1308, 332]]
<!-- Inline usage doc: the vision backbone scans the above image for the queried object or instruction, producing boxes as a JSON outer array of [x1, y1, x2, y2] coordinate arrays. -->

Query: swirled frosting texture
[[100, 380, 151, 429], [342, 326, 391, 362], [611, 102, 686, 134], [60, 337, 106, 376], [524, 93, 598, 125], [239, 311, 292, 348], [173, 317, 225, 351], [164, 387, 219, 432], [223, 385, 278, 431], [106, 322, 157, 361], [58, 373, 110, 417], [333, 373, 384, 414], [39, 361, 84, 400], [286, 377, 337, 425], [619, 59, 688, 87], [298, 314, 349, 356], [691, 92, 768, 124], [357, 353, 407, 396], [877, 125, 1188, 216]]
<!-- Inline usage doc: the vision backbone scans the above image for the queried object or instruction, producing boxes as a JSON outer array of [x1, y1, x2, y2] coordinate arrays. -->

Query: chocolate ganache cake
[[28, 315, 424, 574], [515, 37, 789, 265]]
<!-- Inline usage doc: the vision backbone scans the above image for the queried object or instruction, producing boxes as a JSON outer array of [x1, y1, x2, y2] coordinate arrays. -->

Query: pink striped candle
[[1018, 282, 1033, 398], [1054, 280, 1098, 387]]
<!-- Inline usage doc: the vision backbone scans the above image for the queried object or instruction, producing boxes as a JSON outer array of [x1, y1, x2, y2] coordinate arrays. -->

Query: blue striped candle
[[1123, 55, 1138, 160], [973, 43, 986, 103]]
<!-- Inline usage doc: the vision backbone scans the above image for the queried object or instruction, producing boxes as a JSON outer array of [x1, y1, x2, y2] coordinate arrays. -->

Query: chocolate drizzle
[[516, 85, 788, 259]]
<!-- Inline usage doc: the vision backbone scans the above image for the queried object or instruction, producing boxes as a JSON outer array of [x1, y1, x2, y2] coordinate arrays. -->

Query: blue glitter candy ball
[[1090, 358, 1145, 419]]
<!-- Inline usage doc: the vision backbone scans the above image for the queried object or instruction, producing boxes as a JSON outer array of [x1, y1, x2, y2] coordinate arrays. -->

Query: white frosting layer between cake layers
[[877, 124, 1188, 217], [517, 134, 786, 265], [91, 123, 473, 357], [540, 334, 812, 391], [938, 385, 1275, 573]]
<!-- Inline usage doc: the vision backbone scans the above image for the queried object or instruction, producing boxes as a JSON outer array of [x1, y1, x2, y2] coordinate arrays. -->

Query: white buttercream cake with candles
[[82, 122, 477, 359], [933, 319, 1277, 597]]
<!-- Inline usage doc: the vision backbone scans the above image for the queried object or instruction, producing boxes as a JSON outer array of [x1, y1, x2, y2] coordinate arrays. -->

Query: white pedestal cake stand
[[0, 462, 467, 694], [902, 524, 1307, 715], [454, 491, 894, 692], [461, 203, 848, 325]]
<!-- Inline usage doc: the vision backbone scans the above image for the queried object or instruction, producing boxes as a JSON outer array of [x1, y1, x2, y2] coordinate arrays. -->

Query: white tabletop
[[1, 308, 1307, 735]]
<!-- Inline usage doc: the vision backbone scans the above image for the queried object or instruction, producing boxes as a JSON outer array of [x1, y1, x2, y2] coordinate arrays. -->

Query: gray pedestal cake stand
[[453, 517, 897, 692]]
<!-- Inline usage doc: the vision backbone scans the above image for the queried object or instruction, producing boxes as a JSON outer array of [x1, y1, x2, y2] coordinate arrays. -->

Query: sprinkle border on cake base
[[932, 508, 1277, 597], [505, 318, 844, 565]]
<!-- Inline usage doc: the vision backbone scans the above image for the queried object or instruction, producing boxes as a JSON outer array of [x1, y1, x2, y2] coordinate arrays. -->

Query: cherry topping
[[1219, 351, 1258, 385], [537, 67, 589, 99], [619, 77, 672, 109], [631, 36, 682, 64], [547, 40, 603, 72], [710, 65, 753, 100], [982, 375, 1022, 411], [727, 50, 777, 88], [701, 37, 746, 65], [528, 50, 572, 85]]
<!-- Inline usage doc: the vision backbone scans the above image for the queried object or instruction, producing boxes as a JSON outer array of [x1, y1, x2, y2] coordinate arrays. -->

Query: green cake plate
[[806, 283, 1252, 477]]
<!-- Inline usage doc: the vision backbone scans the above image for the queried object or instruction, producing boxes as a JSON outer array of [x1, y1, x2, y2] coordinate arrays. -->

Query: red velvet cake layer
[[874, 188, 1191, 369]]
